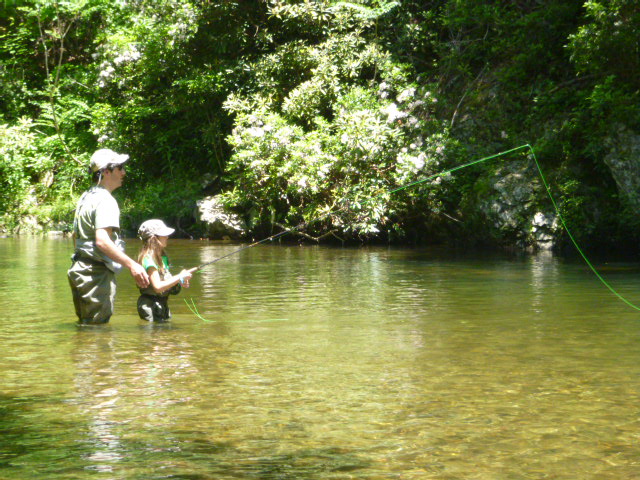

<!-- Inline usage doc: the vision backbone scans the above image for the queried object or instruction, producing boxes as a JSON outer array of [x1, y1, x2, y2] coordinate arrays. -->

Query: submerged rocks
[[196, 195, 247, 240]]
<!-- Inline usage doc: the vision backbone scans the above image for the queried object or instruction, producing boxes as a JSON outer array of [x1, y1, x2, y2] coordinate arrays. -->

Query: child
[[136, 219, 195, 322]]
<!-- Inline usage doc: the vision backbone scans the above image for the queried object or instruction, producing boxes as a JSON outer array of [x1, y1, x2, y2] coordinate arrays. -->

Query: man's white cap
[[138, 219, 175, 239], [90, 148, 129, 172]]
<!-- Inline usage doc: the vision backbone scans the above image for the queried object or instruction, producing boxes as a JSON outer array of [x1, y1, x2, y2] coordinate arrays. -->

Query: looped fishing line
[[186, 143, 640, 319], [391, 143, 640, 311], [527, 145, 640, 312]]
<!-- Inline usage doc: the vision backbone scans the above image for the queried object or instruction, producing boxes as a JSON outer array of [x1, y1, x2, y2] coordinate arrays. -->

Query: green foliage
[[568, 0, 639, 85], [120, 174, 202, 234], [0, 116, 86, 230], [0, 119, 37, 216], [565, 0, 640, 137], [0, 0, 639, 250]]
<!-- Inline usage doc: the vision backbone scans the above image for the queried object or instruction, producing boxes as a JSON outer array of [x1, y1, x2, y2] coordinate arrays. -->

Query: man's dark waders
[[68, 253, 116, 324]]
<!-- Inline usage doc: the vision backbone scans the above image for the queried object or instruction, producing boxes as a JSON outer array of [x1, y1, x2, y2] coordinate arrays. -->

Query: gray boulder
[[531, 211, 558, 250], [196, 195, 247, 240], [479, 158, 558, 249], [604, 125, 640, 213]]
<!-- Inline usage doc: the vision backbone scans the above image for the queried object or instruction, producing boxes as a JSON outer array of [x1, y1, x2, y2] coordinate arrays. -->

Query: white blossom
[[411, 153, 425, 170], [246, 127, 264, 137], [397, 87, 416, 103], [99, 65, 114, 78], [383, 103, 407, 122], [113, 47, 141, 65]]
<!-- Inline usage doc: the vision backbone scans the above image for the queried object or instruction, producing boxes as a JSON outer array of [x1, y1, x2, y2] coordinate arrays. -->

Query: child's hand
[[179, 269, 193, 288]]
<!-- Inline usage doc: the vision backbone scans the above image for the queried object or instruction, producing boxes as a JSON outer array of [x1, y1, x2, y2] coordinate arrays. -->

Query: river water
[[1, 236, 640, 479]]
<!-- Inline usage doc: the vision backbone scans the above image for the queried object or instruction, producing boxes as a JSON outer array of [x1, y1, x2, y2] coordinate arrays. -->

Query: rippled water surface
[[2, 236, 640, 479]]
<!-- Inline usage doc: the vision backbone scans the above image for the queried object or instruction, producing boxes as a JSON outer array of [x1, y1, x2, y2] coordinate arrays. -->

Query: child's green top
[[142, 254, 170, 273], [139, 254, 180, 297]]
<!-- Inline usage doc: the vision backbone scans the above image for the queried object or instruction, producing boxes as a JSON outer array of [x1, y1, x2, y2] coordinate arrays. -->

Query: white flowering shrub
[[94, 0, 198, 90], [223, 35, 453, 239]]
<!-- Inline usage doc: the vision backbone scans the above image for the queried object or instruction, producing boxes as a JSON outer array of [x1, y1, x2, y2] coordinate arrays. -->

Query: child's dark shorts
[[137, 294, 171, 322]]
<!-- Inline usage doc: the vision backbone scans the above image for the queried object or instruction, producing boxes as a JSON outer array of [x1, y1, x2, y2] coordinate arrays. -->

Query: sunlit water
[[1, 236, 640, 479]]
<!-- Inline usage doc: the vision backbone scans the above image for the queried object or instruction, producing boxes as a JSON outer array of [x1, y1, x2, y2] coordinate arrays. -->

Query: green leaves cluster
[[0, 116, 84, 231]]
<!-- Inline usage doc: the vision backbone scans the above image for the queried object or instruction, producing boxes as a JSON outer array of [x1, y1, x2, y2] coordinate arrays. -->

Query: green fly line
[[183, 297, 289, 323], [390, 143, 640, 312], [185, 143, 640, 320], [529, 145, 640, 312], [184, 297, 213, 322]]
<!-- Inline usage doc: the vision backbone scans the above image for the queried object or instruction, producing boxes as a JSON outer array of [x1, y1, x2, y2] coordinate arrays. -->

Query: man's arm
[[95, 227, 150, 288]]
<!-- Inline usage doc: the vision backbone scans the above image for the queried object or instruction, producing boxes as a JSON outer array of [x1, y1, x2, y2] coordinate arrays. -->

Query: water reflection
[[529, 250, 559, 314], [71, 328, 125, 472], [70, 323, 203, 474]]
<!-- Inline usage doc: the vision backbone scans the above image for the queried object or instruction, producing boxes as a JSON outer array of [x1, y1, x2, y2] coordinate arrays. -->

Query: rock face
[[17, 215, 43, 234], [479, 159, 558, 250], [604, 126, 640, 213], [196, 195, 247, 240]]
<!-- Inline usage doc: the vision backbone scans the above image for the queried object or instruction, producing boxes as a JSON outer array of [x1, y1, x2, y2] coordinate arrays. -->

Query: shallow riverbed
[[1, 236, 640, 479]]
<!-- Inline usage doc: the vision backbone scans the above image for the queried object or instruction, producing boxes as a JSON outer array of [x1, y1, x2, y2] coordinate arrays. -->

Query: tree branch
[[37, 3, 82, 166], [450, 63, 487, 129], [274, 223, 337, 242]]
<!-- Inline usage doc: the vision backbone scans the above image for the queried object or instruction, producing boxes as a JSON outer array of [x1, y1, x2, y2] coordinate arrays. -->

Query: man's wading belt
[[71, 251, 106, 267]]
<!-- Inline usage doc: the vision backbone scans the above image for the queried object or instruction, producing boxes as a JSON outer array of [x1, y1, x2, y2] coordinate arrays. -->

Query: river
[[1, 236, 640, 479]]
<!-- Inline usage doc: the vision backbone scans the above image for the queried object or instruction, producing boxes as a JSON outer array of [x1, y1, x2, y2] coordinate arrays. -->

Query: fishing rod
[[192, 207, 343, 273], [193, 228, 299, 272]]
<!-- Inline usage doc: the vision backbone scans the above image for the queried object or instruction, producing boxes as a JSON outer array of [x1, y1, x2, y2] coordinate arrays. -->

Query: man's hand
[[130, 262, 150, 288], [96, 227, 150, 288]]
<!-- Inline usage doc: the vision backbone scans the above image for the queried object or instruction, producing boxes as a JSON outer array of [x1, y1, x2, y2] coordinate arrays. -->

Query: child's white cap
[[138, 219, 175, 239]]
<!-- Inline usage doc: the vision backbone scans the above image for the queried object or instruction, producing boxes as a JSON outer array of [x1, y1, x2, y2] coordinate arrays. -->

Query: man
[[68, 148, 149, 324]]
